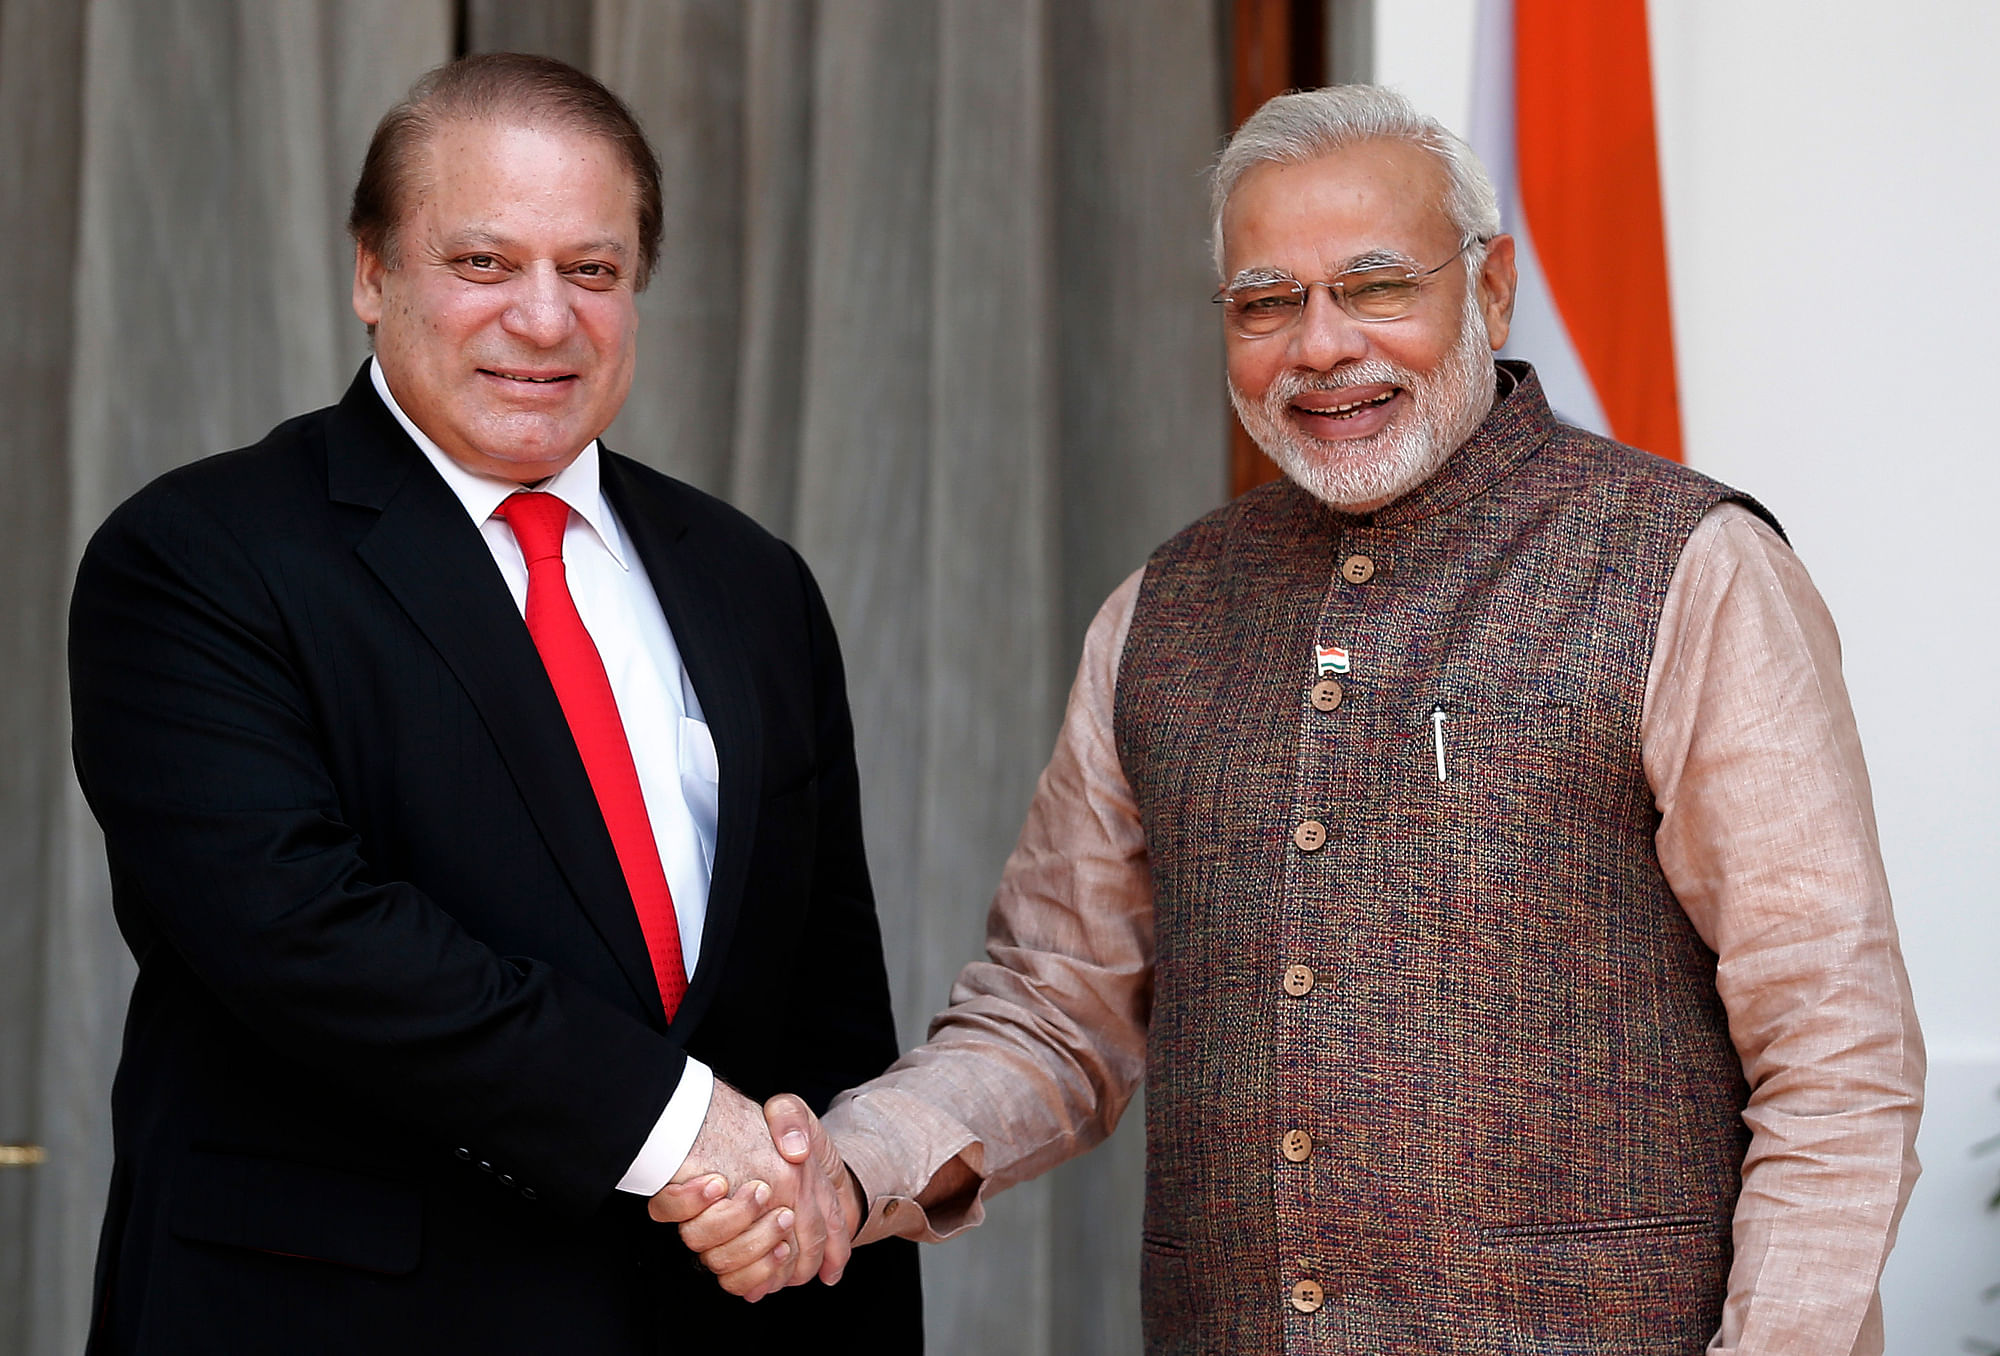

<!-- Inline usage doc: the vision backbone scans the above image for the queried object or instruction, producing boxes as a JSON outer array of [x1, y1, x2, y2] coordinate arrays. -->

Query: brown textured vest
[[1115, 364, 1771, 1355]]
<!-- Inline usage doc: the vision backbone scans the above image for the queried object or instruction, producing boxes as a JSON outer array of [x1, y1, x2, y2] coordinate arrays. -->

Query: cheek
[[1226, 341, 1282, 400], [1376, 313, 1463, 374]]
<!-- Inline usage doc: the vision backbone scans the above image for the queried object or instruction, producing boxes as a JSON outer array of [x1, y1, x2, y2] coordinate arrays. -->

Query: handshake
[[646, 1082, 860, 1302]]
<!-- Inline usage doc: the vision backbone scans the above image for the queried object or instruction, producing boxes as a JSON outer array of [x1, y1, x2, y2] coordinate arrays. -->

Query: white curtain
[[0, 3, 1226, 1351]]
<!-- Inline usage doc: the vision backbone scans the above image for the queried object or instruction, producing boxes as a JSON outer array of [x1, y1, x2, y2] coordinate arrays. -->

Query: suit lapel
[[325, 371, 667, 1025], [601, 453, 763, 1041]]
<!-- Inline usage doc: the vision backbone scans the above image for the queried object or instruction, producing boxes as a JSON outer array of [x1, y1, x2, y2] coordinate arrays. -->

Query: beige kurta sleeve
[[1644, 504, 1924, 1356], [825, 570, 1152, 1245]]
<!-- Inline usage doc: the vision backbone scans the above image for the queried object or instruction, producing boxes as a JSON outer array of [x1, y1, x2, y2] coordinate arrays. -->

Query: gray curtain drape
[[0, 3, 1225, 1351]]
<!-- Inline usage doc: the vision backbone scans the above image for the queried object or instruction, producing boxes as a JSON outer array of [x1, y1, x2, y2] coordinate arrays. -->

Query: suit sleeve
[[69, 480, 685, 1216]]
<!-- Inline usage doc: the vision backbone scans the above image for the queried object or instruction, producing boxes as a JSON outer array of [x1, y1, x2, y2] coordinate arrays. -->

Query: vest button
[[1282, 963, 1315, 996], [1309, 678, 1343, 712], [1289, 1278, 1325, 1313], [1293, 820, 1327, 852], [1340, 554, 1376, 584], [1281, 1128, 1313, 1162]]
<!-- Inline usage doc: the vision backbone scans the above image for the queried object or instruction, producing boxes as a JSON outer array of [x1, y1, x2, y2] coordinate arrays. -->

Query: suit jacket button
[[1283, 964, 1316, 996], [521, 1187, 537, 1201], [1281, 1129, 1313, 1162], [1340, 554, 1376, 584], [1309, 679, 1344, 712], [478, 1161, 494, 1173], [1293, 820, 1327, 852], [1290, 1278, 1325, 1313], [455, 1147, 471, 1161], [499, 1173, 515, 1187]]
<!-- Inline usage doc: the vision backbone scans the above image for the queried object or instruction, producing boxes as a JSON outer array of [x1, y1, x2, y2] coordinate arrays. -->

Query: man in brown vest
[[663, 86, 1923, 1355]]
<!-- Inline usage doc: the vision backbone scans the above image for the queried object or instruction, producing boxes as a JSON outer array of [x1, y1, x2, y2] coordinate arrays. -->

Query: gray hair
[[1209, 85, 1501, 278]]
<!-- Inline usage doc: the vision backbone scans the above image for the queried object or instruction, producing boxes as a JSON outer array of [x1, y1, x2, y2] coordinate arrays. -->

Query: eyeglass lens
[[1223, 272, 1429, 334]]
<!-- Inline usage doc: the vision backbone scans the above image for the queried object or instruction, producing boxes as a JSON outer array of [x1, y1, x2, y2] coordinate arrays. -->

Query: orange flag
[[1472, 0, 1683, 461]]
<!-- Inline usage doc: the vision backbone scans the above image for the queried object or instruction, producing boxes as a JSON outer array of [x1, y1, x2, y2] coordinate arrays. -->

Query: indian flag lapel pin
[[1316, 645, 1351, 677]]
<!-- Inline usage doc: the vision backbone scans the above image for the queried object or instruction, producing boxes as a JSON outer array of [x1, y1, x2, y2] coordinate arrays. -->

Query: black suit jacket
[[68, 368, 922, 1354]]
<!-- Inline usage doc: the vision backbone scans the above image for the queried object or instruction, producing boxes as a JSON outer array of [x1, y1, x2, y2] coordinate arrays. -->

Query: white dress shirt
[[371, 359, 714, 1194]]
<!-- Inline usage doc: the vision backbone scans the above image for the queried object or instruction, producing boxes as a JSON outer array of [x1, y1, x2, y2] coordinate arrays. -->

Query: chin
[[1261, 424, 1439, 512]]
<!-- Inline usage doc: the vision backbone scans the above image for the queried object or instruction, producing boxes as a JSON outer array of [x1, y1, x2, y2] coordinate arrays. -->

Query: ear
[[352, 241, 389, 329], [1475, 233, 1518, 352]]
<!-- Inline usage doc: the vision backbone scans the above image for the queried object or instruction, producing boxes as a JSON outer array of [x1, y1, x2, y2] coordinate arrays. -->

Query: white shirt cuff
[[614, 1057, 715, 1194]]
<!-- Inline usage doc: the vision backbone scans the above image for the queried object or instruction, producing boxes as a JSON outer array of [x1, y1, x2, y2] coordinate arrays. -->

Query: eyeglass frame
[[1210, 233, 1487, 335]]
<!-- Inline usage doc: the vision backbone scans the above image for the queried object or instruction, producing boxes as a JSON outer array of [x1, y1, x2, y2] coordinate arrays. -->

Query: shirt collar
[[369, 357, 629, 570]]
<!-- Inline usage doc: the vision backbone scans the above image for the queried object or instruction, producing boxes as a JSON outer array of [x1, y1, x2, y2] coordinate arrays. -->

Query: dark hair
[[347, 52, 663, 288]]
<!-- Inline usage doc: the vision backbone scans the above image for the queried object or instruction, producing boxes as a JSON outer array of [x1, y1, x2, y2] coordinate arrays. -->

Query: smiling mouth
[[1294, 389, 1398, 419], [483, 369, 575, 384]]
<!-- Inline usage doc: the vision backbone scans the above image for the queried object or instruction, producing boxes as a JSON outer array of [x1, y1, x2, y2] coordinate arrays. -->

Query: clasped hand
[[649, 1083, 859, 1301]]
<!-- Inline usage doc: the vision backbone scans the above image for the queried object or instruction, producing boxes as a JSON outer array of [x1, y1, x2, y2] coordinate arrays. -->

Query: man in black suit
[[67, 52, 919, 1353]]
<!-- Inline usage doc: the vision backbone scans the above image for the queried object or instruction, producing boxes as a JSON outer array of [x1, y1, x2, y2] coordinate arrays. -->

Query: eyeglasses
[[1211, 236, 1481, 337]]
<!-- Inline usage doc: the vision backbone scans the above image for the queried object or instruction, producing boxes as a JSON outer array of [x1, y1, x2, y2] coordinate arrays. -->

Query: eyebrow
[[1224, 250, 1425, 290], [444, 229, 630, 259], [1224, 266, 1295, 289], [1336, 248, 1421, 273]]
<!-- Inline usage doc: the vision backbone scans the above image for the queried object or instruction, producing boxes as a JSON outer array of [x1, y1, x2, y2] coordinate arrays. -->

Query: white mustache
[[1269, 362, 1413, 402]]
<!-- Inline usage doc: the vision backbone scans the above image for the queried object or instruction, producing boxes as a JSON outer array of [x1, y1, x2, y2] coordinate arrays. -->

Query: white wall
[[1375, 4, 2000, 1352]]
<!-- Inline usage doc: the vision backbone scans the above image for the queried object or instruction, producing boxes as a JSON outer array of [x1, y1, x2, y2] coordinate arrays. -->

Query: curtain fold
[[0, 5, 89, 1352], [7, 2, 1224, 1350], [4, 5, 452, 1349]]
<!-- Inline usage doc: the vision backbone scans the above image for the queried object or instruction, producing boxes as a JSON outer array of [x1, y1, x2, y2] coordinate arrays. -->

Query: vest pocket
[[1423, 696, 1708, 1235], [1138, 1233, 1197, 1350], [1475, 1211, 1711, 1243]]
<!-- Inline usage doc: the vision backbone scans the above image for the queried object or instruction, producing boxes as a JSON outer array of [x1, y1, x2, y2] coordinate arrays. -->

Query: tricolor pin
[[1316, 646, 1350, 677]]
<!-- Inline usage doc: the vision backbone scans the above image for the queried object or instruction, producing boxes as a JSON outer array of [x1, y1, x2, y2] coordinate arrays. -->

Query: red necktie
[[496, 492, 688, 1019]]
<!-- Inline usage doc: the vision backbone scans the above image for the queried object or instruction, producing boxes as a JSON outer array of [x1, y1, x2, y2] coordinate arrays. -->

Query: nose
[[1290, 284, 1370, 371], [501, 263, 576, 348]]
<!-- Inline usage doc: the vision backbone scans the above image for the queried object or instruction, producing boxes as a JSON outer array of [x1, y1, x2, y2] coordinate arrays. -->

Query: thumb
[[762, 1093, 818, 1165]]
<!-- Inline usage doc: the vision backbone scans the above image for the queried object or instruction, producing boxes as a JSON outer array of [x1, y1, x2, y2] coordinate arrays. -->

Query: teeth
[[1303, 391, 1394, 416], [492, 371, 565, 383]]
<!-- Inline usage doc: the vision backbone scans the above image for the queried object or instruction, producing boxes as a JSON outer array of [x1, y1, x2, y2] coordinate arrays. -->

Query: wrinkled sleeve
[[1643, 505, 1924, 1356], [826, 571, 1153, 1244]]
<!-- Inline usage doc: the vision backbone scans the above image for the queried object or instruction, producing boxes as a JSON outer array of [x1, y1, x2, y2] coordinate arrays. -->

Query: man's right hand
[[649, 1088, 856, 1299]]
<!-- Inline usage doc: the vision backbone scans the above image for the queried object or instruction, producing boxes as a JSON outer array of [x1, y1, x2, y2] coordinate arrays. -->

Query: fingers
[[693, 1186, 800, 1302], [678, 1178, 773, 1253], [809, 1120, 857, 1283], [701, 1203, 797, 1278], [801, 1152, 851, 1286], [819, 1168, 858, 1285], [711, 1240, 798, 1302], [648, 1172, 727, 1224]]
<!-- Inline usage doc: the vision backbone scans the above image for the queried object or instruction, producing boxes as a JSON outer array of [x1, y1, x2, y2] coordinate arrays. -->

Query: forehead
[[1221, 139, 1458, 277], [404, 118, 639, 243]]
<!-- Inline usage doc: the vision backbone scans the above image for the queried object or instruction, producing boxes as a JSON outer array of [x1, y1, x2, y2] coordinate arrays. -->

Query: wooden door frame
[[1226, 0, 1341, 498]]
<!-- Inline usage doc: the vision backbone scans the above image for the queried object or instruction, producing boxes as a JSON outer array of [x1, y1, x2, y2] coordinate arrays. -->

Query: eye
[[452, 253, 507, 280], [566, 261, 622, 290], [1342, 276, 1421, 319], [1236, 290, 1302, 315]]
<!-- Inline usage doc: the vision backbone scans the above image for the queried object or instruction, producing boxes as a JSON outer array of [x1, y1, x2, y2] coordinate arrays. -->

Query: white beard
[[1229, 286, 1499, 511]]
